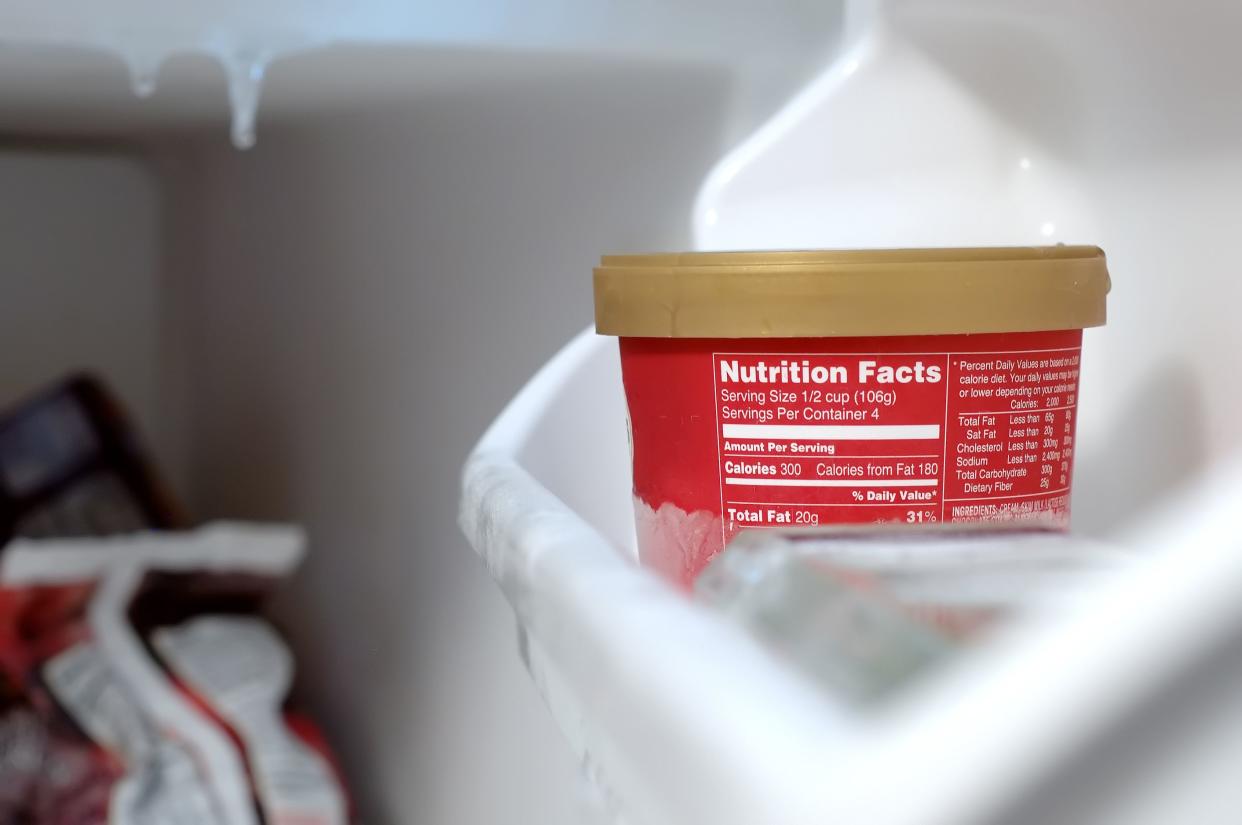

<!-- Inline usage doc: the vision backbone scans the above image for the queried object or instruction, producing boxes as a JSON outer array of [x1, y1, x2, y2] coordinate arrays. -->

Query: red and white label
[[620, 330, 1085, 585], [714, 346, 1079, 538]]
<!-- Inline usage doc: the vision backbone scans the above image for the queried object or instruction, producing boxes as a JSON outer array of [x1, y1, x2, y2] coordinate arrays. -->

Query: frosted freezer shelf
[[460, 329, 849, 825], [460, 327, 1242, 825]]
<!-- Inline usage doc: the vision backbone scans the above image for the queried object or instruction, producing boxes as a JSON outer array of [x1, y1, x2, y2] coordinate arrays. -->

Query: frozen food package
[[0, 374, 186, 543], [0, 523, 351, 824], [594, 247, 1111, 585], [154, 616, 349, 825], [0, 573, 177, 825], [697, 524, 1131, 704], [0, 696, 124, 825]]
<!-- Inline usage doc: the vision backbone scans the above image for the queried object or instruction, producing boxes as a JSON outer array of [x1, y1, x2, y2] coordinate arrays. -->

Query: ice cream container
[[594, 247, 1110, 586]]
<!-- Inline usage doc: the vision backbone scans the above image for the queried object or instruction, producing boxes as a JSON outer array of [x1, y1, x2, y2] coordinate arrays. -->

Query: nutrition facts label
[[712, 346, 1081, 538]]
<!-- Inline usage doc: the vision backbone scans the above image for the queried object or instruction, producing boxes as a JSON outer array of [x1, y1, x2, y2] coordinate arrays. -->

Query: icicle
[[122, 47, 166, 99], [129, 66, 158, 98], [224, 51, 268, 150]]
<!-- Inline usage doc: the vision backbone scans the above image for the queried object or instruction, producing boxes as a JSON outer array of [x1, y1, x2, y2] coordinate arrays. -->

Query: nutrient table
[[712, 347, 1081, 538]]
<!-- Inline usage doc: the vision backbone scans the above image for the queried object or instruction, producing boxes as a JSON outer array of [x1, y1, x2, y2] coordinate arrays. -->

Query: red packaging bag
[[0, 523, 349, 824]]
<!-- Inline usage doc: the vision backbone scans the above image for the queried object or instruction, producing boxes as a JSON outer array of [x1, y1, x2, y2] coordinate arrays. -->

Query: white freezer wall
[[692, 0, 1242, 538], [162, 51, 735, 824], [0, 147, 189, 491]]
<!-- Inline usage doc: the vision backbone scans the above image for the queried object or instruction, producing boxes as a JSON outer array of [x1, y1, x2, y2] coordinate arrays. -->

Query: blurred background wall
[[0, 148, 189, 487], [0, 7, 846, 821], [162, 49, 735, 823]]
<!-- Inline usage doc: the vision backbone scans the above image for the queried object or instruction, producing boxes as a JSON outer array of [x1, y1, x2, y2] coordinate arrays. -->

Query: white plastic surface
[[461, 0, 1242, 821], [461, 331, 852, 825], [460, 327, 1242, 825]]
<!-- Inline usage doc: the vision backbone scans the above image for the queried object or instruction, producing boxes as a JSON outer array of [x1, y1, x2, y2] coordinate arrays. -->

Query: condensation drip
[[116, 40, 271, 149], [130, 71, 157, 98], [223, 52, 268, 150], [123, 48, 165, 98], [8, 28, 311, 151]]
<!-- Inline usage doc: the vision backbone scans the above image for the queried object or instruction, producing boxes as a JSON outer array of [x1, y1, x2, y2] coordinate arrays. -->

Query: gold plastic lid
[[594, 246, 1109, 338]]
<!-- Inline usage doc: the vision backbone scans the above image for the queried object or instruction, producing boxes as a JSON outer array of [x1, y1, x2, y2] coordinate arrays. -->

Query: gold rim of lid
[[594, 245, 1110, 338]]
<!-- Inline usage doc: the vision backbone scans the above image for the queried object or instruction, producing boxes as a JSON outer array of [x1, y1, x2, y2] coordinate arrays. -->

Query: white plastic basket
[[460, 327, 1242, 825], [459, 329, 846, 825]]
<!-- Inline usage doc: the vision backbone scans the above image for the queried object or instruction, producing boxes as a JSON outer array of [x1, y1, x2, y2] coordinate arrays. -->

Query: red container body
[[620, 328, 1085, 586]]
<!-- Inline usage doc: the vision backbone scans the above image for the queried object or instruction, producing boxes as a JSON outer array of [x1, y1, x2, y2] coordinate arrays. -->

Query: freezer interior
[[2, 0, 1241, 822]]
